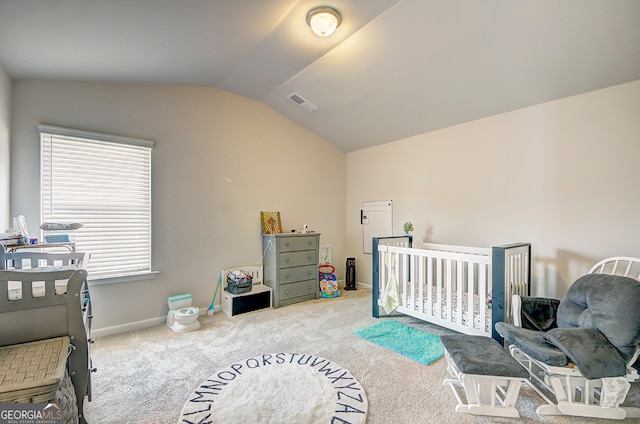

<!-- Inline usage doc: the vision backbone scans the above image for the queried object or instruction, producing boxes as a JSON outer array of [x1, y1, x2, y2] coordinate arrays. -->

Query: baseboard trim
[[341, 280, 370, 290], [91, 303, 220, 338], [91, 316, 166, 338], [91, 285, 369, 337]]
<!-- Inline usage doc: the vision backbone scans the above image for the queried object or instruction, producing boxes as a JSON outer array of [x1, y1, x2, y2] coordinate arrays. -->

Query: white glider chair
[[496, 257, 640, 420]]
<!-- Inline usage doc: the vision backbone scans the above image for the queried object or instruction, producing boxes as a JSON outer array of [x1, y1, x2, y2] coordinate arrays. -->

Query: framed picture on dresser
[[260, 211, 282, 234]]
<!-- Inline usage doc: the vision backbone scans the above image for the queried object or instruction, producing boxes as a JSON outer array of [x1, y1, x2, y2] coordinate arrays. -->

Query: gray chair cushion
[[440, 334, 529, 378], [544, 328, 627, 379], [558, 273, 640, 361], [495, 322, 568, 366]]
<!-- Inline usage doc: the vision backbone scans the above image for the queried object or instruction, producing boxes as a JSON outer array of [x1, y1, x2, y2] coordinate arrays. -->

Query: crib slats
[[371, 236, 414, 318], [479, 263, 487, 333], [437, 258, 443, 319], [467, 262, 475, 331], [426, 257, 433, 316], [502, 245, 531, 323], [447, 259, 454, 324], [374, 239, 531, 342], [455, 259, 463, 327]]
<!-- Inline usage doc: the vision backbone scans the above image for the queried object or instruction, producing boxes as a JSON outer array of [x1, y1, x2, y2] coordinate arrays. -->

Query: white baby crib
[[372, 236, 531, 341]]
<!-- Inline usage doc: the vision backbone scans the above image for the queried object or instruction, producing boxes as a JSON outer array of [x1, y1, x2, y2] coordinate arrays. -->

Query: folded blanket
[[382, 254, 399, 313]]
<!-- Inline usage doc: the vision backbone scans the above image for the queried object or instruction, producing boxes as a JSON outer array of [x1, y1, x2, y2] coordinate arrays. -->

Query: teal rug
[[354, 320, 445, 365]]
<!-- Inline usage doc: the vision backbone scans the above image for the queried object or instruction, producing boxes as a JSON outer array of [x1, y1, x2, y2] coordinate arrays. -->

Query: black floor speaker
[[345, 257, 357, 290]]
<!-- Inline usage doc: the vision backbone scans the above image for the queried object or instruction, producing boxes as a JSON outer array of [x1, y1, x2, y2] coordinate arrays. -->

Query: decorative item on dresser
[[262, 233, 320, 308], [260, 211, 282, 234]]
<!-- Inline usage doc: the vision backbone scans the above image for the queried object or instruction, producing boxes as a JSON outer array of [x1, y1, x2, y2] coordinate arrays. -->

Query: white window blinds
[[40, 125, 153, 281]]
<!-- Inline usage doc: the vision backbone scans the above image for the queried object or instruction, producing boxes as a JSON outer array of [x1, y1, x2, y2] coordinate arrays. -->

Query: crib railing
[[0, 251, 90, 270], [491, 243, 531, 341], [377, 242, 493, 336], [372, 238, 531, 342], [372, 235, 413, 316]]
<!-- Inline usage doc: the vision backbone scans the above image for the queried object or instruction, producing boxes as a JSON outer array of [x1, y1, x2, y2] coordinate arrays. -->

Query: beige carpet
[[179, 353, 367, 423], [84, 288, 640, 424]]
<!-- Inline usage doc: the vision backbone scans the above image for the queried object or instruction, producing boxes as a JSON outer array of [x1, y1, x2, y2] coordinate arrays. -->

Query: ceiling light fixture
[[306, 6, 341, 37]]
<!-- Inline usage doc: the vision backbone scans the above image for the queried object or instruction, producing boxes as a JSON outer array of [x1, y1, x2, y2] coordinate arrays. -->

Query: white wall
[[0, 64, 10, 230], [347, 80, 640, 298], [10, 78, 640, 332], [11, 80, 346, 334]]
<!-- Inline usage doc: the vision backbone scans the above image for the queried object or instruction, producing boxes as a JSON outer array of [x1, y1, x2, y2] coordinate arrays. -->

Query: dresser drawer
[[278, 236, 317, 252], [279, 264, 317, 284], [279, 279, 317, 301], [279, 250, 317, 268]]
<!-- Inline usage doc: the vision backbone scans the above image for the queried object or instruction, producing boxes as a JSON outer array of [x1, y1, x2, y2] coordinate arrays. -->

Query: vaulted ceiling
[[1, 0, 639, 152]]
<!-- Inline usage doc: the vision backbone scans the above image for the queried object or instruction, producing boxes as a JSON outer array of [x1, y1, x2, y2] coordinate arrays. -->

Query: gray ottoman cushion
[[440, 334, 528, 378]]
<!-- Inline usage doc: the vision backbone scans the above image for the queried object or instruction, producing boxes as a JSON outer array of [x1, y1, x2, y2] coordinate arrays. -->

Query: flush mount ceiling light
[[306, 6, 341, 37]]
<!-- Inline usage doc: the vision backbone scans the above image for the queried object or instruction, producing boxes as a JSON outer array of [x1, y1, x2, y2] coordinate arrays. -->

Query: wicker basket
[[0, 337, 78, 424]]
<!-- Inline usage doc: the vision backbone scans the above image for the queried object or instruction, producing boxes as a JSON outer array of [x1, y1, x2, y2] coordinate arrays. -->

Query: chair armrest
[[513, 295, 560, 331]]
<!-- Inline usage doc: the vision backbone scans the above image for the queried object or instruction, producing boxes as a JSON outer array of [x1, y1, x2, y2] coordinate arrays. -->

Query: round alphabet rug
[[179, 353, 368, 423]]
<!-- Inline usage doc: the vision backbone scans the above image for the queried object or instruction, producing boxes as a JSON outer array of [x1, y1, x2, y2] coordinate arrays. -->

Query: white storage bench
[[221, 266, 272, 317], [441, 334, 529, 418]]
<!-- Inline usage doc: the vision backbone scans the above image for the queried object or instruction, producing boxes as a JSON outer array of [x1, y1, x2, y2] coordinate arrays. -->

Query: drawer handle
[[307, 256, 312, 261], [285, 258, 290, 263], [285, 290, 289, 295], [284, 274, 289, 279], [285, 242, 290, 247]]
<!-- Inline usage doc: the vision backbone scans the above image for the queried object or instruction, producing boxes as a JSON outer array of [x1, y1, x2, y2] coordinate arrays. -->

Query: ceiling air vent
[[287, 92, 318, 112]]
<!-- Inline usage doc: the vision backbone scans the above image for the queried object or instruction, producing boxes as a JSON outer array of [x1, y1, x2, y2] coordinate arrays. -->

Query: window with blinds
[[40, 125, 154, 282]]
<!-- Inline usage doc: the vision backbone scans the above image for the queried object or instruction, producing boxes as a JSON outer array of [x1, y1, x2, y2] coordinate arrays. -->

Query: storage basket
[[226, 278, 252, 294], [0, 337, 78, 424], [226, 270, 253, 294]]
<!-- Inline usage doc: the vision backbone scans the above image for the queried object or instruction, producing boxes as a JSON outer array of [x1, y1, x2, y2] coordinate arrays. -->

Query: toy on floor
[[207, 271, 223, 315], [319, 264, 339, 298]]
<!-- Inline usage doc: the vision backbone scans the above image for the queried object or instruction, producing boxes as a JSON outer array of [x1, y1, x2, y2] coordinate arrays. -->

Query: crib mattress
[[404, 289, 492, 333]]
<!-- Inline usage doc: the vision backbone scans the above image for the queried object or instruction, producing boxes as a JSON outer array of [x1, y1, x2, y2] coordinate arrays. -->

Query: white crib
[[372, 237, 531, 341]]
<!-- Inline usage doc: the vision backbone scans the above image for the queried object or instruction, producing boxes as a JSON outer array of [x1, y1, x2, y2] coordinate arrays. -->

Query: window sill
[[88, 271, 160, 286]]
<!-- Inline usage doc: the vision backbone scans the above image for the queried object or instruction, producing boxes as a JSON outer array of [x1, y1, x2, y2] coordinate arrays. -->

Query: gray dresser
[[262, 233, 320, 308]]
